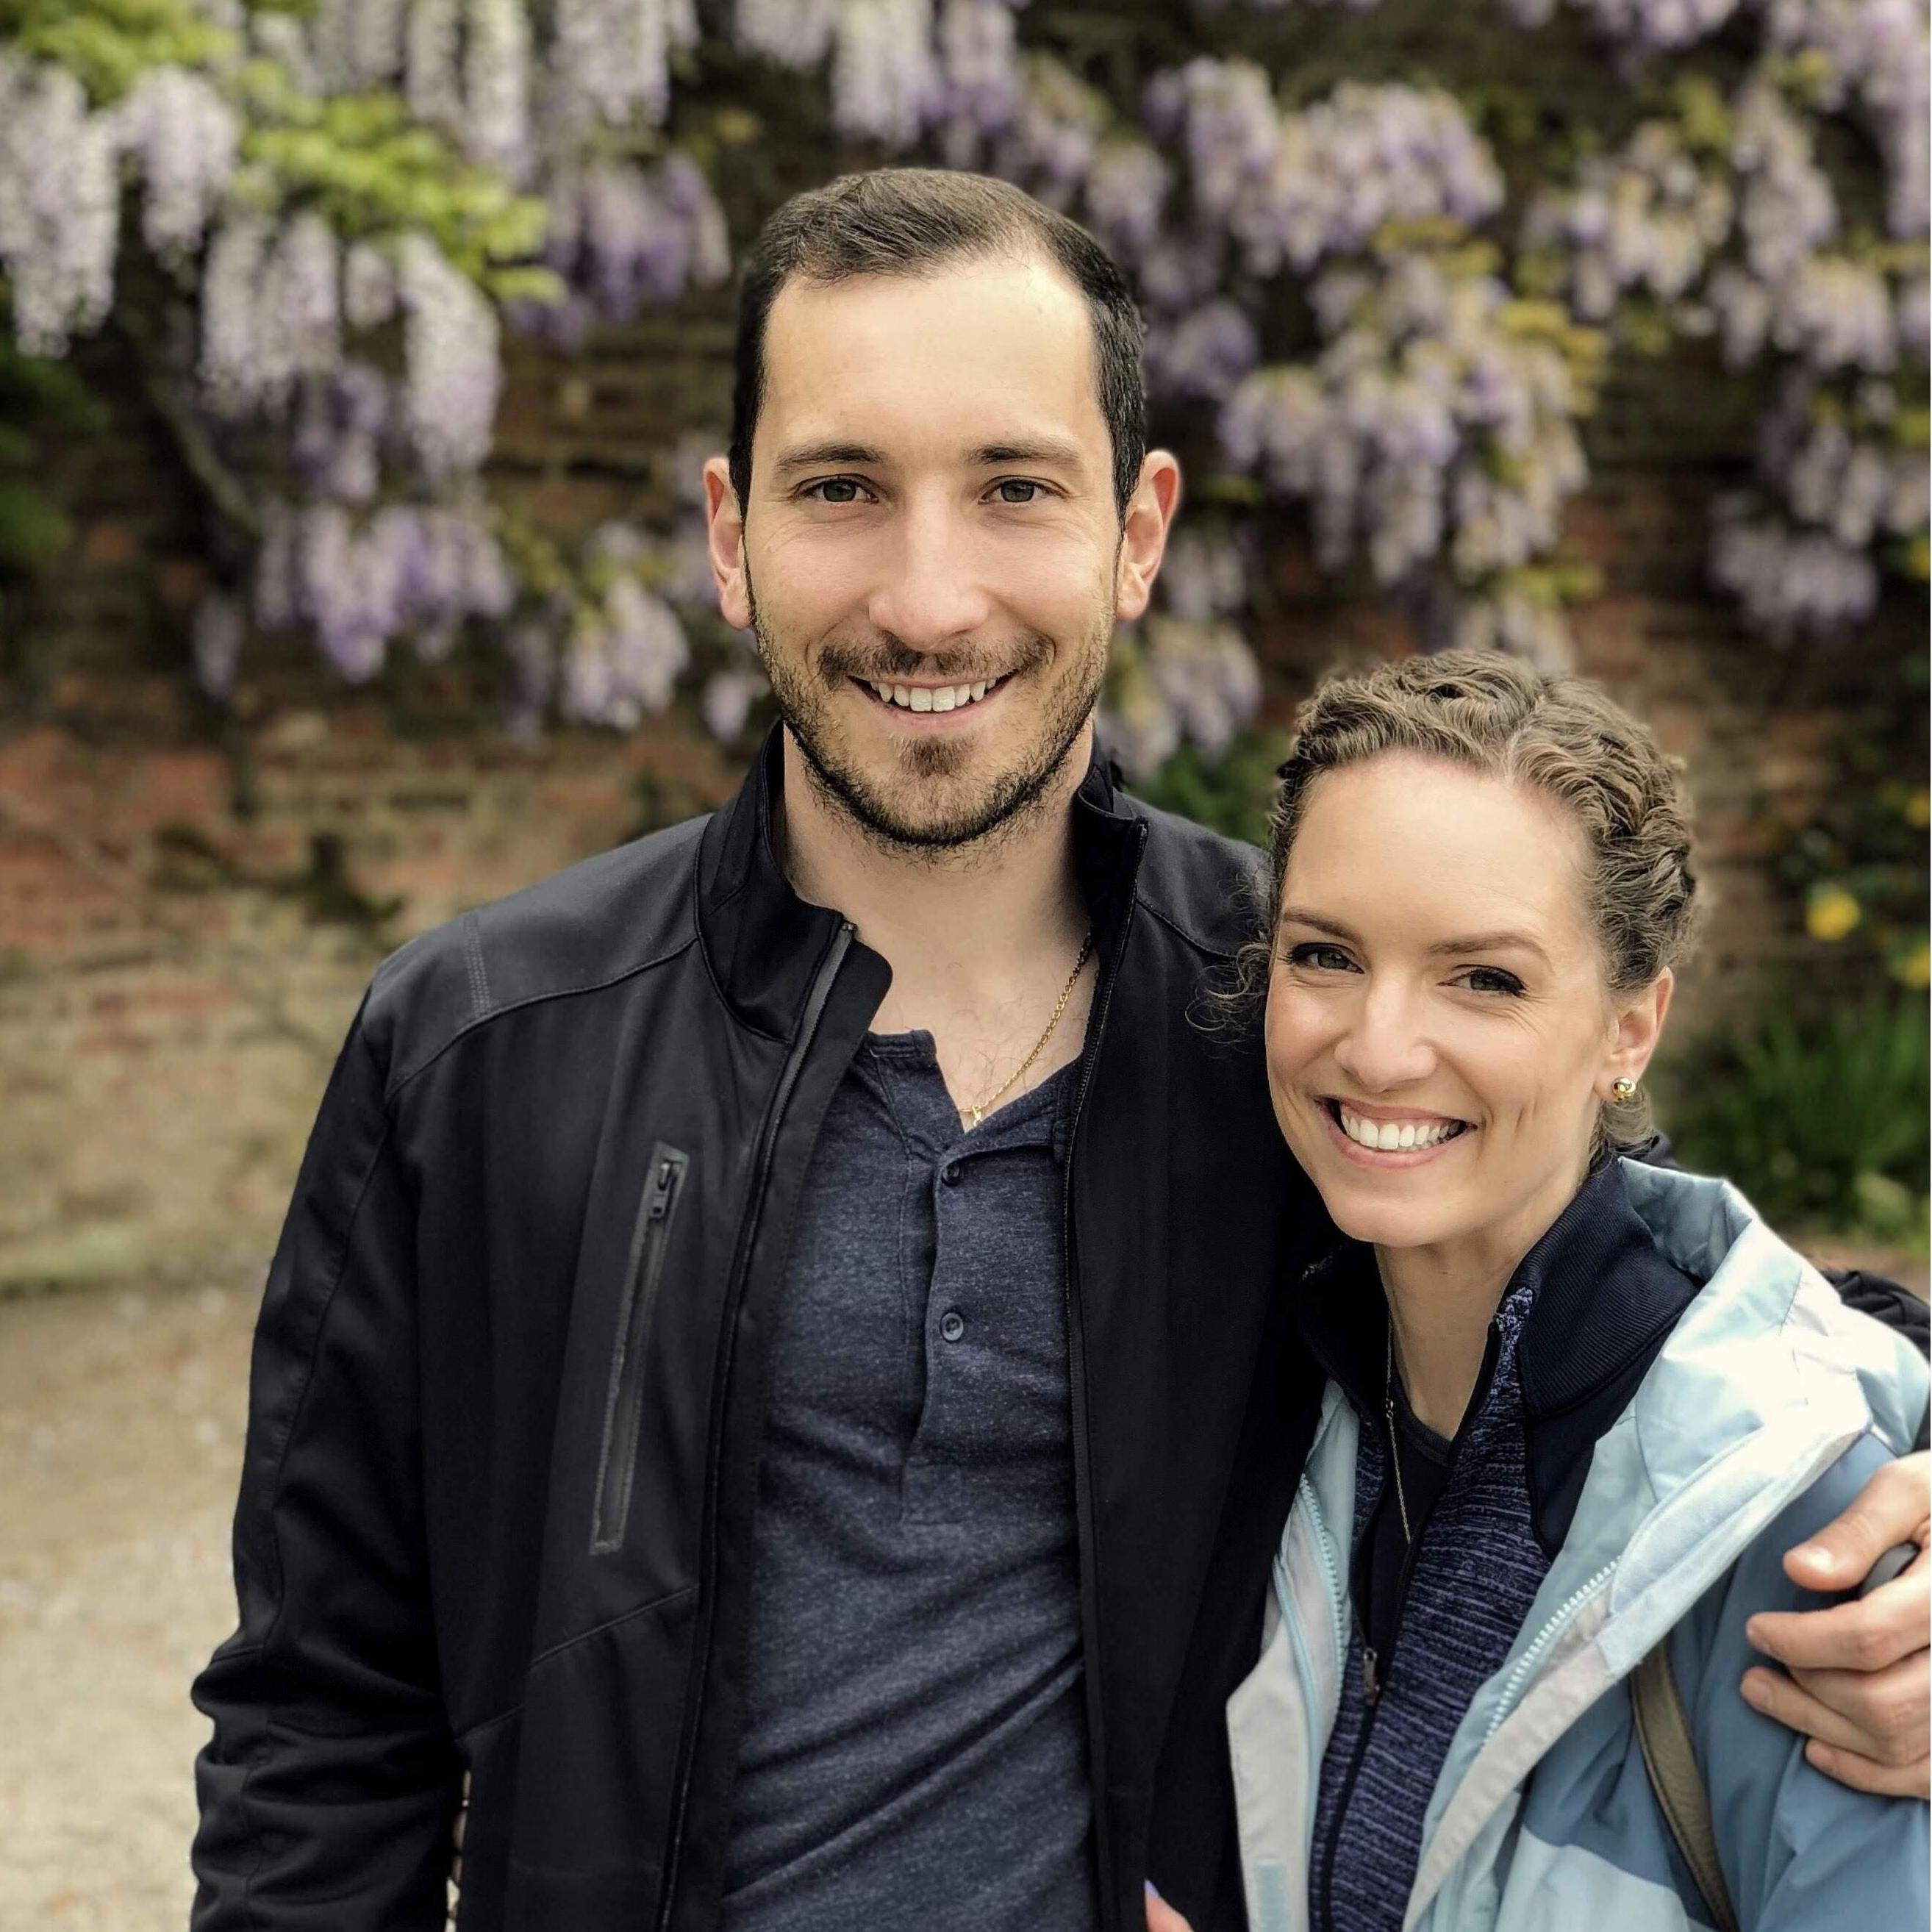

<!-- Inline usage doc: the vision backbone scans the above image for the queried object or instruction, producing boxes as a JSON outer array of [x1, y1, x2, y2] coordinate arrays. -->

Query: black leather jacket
[[190, 730, 1321, 1931]]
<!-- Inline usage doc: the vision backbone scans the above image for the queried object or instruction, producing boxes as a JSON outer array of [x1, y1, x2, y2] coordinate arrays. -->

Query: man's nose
[[864, 497, 994, 654], [1331, 982, 1437, 1093]]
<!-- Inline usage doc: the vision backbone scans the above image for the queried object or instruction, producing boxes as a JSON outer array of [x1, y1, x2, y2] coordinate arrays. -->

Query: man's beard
[[749, 582, 1111, 857]]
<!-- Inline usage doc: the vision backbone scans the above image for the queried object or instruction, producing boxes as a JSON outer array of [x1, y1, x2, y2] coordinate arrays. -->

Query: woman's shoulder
[[1618, 1159, 1928, 1457]]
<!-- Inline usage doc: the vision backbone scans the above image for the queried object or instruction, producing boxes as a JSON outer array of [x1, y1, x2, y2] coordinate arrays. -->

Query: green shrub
[[1662, 990, 1930, 1248], [1126, 728, 1289, 850]]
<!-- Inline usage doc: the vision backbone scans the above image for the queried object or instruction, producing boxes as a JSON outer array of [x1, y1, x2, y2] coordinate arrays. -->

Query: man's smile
[[851, 670, 1016, 722]]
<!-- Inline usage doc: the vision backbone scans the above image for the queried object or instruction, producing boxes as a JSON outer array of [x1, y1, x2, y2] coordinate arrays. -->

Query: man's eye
[[993, 479, 1042, 504], [806, 478, 867, 504]]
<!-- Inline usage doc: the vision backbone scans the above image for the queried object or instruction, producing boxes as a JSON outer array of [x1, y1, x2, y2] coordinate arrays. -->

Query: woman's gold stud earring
[[1611, 1076, 1639, 1103]]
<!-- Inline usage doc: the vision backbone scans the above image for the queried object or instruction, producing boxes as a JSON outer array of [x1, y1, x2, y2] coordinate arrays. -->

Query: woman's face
[[1264, 751, 1670, 1259]]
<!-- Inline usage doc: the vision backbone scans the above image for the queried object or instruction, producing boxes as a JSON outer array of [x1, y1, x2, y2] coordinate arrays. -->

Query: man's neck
[[776, 728, 1096, 1114]]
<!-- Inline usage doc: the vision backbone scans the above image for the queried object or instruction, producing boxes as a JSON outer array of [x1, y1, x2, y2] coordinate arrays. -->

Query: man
[[190, 169, 1931, 1932]]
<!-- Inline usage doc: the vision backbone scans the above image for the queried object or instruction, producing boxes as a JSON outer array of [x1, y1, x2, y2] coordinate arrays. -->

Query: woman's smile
[[1316, 1096, 1474, 1168]]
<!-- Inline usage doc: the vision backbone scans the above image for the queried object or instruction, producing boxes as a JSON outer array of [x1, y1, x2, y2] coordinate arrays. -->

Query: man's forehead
[[759, 254, 1106, 454]]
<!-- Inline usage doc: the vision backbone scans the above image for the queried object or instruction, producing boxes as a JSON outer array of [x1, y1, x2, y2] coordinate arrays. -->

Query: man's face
[[706, 253, 1172, 851]]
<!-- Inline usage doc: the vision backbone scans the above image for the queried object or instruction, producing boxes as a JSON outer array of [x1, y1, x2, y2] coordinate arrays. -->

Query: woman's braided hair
[[1225, 651, 1700, 1149]]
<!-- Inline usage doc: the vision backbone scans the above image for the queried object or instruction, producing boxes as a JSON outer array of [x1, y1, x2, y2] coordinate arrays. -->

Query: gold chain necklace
[[962, 929, 1095, 1129]]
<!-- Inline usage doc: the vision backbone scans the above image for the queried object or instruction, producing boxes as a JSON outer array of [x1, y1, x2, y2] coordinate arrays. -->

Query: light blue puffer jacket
[[1227, 1160, 1930, 1932]]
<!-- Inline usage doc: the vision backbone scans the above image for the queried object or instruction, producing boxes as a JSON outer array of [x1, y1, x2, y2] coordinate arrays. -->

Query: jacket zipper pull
[[1362, 1643, 1381, 1706], [646, 1157, 678, 1220]]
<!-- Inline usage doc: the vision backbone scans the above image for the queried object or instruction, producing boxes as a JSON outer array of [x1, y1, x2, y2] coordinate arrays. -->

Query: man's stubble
[[747, 568, 1115, 862]]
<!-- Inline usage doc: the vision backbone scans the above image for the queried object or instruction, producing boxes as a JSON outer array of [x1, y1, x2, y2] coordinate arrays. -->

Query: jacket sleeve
[[1676, 1430, 1931, 1932], [190, 992, 460, 1930]]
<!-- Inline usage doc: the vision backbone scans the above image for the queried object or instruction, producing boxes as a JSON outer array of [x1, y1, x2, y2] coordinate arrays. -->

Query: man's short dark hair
[[728, 168, 1148, 520]]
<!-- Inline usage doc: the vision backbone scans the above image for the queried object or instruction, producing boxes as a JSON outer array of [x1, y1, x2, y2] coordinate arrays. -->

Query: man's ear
[[1603, 968, 1674, 1099], [704, 456, 751, 630], [1115, 450, 1184, 622]]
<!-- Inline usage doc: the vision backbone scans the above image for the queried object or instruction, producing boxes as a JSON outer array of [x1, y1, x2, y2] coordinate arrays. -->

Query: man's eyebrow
[[972, 437, 1086, 469], [771, 441, 890, 473]]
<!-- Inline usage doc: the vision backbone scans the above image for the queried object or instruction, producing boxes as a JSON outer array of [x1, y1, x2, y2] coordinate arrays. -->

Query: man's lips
[[851, 671, 1015, 719]]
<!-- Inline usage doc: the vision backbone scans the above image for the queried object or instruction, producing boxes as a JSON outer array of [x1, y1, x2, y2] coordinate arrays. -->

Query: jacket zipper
[[590, 1145, 690, 1556], [1314, 1315, 1501, 1932], [655, 919, 854, 1930], [1058, 818, 1145, 1930]]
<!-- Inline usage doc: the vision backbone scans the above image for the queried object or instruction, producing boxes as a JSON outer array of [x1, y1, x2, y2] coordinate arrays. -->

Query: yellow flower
[[1906, 788, 1931, 829], [1893, 942, 1931, 991], [1806, 885, 1863, 942]]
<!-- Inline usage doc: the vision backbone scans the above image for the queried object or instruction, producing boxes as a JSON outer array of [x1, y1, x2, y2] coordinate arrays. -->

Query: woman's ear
[[1602, 968, 1674, 1100]]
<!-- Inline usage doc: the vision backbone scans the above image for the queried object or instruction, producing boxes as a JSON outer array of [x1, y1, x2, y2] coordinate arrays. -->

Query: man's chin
[[795, 730, 1081, 856]]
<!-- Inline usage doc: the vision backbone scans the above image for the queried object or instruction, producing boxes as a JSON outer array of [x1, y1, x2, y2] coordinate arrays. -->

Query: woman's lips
[[1318, 1096, 1474, 1168]]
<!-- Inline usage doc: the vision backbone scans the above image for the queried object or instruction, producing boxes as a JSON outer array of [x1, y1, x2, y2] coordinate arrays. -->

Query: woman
[[1149, 653, 1928, 1932]]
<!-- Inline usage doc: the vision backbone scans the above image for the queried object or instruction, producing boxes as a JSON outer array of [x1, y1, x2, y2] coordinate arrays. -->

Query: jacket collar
[[1295, 1158, 1697, 1430], [696, 723, 1146, 1040]]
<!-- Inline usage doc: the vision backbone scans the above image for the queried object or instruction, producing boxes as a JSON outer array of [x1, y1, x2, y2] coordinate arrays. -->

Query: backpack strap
[[1632, 1637, 1742, 1932]]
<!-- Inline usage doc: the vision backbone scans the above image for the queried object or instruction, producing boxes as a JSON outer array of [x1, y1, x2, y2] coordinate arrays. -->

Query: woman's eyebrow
[[1278, 908, 1362, 942], [1427, 929, 1551, 965]]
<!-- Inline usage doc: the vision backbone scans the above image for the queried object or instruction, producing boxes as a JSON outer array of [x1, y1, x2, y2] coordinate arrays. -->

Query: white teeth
[[870, 676, 1001, 712], [1337, 1106, 1464, 1153]]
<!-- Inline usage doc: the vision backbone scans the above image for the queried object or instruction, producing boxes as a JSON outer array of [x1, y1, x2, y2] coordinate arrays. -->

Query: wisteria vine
[[0, 0, 1924, 773]]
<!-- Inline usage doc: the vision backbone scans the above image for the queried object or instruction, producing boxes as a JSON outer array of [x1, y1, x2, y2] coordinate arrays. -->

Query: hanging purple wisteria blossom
[[397, 233, 502, 479], [1083, 141, 1172, 266], [115, 68, 243, 265], [831, 0, 940, 148], [734, 0, 839, 69], [552, 0, 695, 130], [0, 58, 120, 356], [1711, 501, 1879, 638], [701, 665, 769, 743], [404, 0, 463, 124], [560, 576, 692, 726], [530, 152, 731, 337], [463, 0, 536, 180]]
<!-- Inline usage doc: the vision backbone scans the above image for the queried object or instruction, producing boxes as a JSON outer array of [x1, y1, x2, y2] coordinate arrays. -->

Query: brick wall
[[0, 318, 1910, 1289]]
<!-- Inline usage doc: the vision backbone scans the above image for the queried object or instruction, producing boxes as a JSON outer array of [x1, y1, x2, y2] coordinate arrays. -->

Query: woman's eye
[[806, 478, 867, 504], [1287, 942, 1356, 973], [992, 479, 1042, 504], [1459, 966, 1525, 997]]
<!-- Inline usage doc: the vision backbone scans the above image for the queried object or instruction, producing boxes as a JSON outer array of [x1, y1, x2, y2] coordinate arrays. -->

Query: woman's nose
[[1331, 986, 1436, 1093]]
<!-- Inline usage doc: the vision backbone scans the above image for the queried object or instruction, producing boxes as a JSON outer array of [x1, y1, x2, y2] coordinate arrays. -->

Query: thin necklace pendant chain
[[1384, 1323, 1414, 1550], [962, 929, 1095, 1130]]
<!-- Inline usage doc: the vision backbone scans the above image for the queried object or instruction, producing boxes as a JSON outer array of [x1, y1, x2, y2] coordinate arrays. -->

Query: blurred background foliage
[[2, 0, 1925, 1241]]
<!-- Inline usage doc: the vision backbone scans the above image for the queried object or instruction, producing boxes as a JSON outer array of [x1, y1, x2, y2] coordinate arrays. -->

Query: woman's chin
[[1325, 1195, 1457, 1250]]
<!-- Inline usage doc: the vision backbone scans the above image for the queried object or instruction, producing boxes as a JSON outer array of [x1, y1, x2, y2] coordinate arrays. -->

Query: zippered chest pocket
[[590, 1142, 690, 1556]]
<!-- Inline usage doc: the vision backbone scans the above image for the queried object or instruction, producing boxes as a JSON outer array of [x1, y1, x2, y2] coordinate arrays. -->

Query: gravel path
[[1, 1270, 259, 1932]]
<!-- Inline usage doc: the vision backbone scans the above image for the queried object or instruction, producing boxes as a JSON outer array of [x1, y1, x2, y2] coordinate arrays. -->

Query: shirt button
[[940, 1311, 965, 1343], [941, 1162, 963, 1186]]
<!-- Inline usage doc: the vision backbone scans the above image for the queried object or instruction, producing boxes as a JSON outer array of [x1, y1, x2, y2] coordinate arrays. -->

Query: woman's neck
[[1374, 1154, 1594, 1438]]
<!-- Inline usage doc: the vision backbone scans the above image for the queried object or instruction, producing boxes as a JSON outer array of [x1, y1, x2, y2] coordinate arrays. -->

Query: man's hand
[[1146, 1881, 1194, 1932], [1742, 1451, 1931, 1797]]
